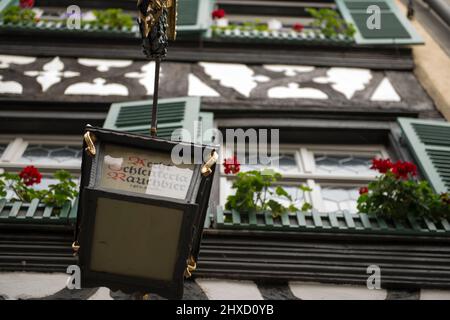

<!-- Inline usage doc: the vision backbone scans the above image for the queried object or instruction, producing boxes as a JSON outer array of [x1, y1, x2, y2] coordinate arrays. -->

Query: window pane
[[267, 185, 306, 208], [19, 144, 82, 166], [314, 154, 374, 175], [240, 153, 298, 173], [321, 186, 360, 213]]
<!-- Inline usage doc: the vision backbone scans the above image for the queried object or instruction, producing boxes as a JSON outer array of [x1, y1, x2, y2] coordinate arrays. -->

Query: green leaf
[[266, 199, 286, 218], [301, 202, 313, 212], [299, 184, 312, 192], [275, 186, 292, 201]]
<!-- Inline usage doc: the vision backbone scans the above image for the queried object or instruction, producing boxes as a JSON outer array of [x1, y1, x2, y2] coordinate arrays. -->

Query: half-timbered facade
[[0, 0, 449, 300]]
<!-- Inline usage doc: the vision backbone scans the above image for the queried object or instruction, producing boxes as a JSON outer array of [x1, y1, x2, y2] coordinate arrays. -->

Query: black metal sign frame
[[76, 126, 216, 299]]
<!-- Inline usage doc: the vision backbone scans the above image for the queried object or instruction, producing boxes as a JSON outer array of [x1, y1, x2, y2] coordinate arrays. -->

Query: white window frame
[[220, 143, 389, 213], [0, 135, 82, 175]]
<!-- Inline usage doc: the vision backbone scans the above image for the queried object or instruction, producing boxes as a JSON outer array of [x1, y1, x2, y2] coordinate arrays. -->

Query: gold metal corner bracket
[[184, 256, 197, 278], [167, 0, 177, 41], [84, 131, 96, 156], [201, 150, 219, 177], [72, 241, 80, 256]]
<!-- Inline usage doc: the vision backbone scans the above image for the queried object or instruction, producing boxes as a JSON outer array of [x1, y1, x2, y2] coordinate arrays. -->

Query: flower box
[[209, 27, 354, 46], [0, 1, 138, 37], [215, 206, 450, 237], [0, 19, 139, 38]]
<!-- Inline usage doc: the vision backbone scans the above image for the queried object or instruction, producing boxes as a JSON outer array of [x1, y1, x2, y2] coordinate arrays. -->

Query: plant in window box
[[210, 12, 270, 36], [0, 166, 78, 214], [306, 8, 355, 38], [89, 9, 134, 30], [357, 158, 450, 221], [223, 156, 312, 220], [212, 8, 228, 28], [1, 3, 134, 31], [292, 23, 304, 33], [1, 5, 37, 25]]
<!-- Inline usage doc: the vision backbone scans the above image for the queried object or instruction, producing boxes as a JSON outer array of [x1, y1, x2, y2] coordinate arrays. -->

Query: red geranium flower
[[370, 158, 393, 174], [223, 155, 240, 174], [19, 165, 42, 186], [293, 23, 304, 32], [212, 9, 226, 19], [392, 160, 417, 179], [359, 187, 369, 195], [19, 0, 34, 8]]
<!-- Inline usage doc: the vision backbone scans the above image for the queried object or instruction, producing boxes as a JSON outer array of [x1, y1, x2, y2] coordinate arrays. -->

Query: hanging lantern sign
[[73, 126, 217, 299]]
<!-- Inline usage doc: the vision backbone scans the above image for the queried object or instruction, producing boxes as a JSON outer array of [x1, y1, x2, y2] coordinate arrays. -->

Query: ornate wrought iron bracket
[[137, 0, 177, 137]]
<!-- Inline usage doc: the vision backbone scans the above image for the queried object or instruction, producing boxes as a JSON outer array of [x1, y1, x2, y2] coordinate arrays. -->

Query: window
[[220, 144, 390, 214], [18, 144, 82, 166], [0, 135, 81, 199], [216, 0, 337, 26]]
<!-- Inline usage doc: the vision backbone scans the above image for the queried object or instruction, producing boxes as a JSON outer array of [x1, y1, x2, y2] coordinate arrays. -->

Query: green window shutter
[[336, 0, 423, 45], [176, 0, 213, 37], [104, 96, 211, 143], [197, 111, 215, 145], [103, 98, 195, 141], [398, 118, 450, 193]]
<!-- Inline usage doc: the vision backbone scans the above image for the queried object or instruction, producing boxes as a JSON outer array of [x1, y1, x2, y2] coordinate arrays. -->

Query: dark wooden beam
[[201, 97, 421, 121], [0, 37, 414, 70]]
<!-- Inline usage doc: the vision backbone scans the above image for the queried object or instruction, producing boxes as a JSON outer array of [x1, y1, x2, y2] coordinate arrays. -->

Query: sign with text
[[99, 144, 194, 200], [146, 164, 193, 199]]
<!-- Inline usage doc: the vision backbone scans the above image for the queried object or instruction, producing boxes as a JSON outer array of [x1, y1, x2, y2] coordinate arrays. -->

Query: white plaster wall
[[188, 74, 220, 97], [195, 279, 264, 300], [0, 272, 67, 300], [289, 282, 387, 300], [268, 83, 328, 99], [371, 78, 401, 101], [314, 67, 372, 99], [199, 62, 269, 97], [420, 289, 450, 300]]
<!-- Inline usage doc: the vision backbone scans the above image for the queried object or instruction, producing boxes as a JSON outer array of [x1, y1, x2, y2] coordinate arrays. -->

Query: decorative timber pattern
[[0, 55, 437, 116]]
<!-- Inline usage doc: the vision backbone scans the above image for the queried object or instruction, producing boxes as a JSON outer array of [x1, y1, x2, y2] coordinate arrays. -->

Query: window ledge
[[0, 20, 139, 38], [215, 206, 450, 237], [0, 198, 77, 225], [209, 28, 354, 46]]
